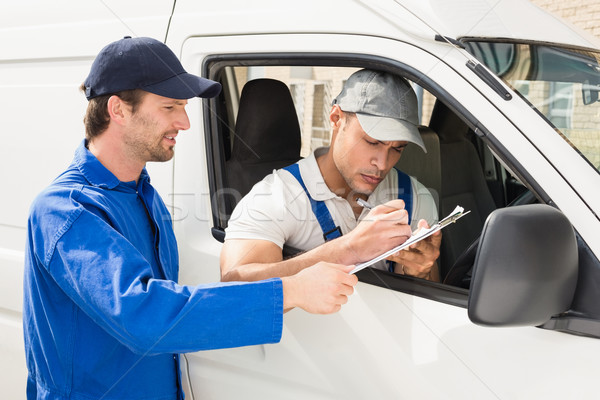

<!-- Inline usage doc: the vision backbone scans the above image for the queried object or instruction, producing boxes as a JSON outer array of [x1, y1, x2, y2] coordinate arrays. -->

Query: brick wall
[[530, 0, 600, 38]]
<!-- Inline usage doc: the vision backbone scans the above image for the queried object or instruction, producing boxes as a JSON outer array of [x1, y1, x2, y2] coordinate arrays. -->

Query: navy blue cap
[[83, 36, 221, 100]]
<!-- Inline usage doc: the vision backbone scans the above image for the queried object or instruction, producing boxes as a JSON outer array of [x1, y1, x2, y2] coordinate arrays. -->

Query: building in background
[[533, 0, 600, 38]]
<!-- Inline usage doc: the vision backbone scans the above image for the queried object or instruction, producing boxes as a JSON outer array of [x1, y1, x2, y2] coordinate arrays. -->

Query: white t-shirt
[[226, 147, 438, 266]]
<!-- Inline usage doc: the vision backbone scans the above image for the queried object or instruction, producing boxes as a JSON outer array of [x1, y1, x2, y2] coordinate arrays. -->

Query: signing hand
[[339, 199, 412, 265]]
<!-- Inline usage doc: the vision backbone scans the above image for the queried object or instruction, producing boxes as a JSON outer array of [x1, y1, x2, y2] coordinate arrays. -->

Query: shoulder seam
[[43, 190, 85, 267]]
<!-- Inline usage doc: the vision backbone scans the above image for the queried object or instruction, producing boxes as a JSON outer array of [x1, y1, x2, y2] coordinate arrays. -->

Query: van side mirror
[[468, 204, 578, 327], [582, 81, 600, 105]]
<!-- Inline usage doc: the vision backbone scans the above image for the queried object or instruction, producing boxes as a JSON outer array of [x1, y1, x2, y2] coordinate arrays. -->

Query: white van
[[2, 0, 600, 398]]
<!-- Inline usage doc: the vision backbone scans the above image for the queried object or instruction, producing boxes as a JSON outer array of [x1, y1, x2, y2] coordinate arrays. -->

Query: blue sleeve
[[39, 205, 283, 355]]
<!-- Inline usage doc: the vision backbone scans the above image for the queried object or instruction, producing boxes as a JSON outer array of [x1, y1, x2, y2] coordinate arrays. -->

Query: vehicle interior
[[204, 63, 536, 295]]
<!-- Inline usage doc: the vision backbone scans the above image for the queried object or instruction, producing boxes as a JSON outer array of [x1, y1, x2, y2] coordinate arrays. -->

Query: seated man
[[221, 69, 441, 282]]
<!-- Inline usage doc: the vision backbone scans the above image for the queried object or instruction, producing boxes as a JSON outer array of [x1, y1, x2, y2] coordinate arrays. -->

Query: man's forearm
[[222, 238, 351, 282]]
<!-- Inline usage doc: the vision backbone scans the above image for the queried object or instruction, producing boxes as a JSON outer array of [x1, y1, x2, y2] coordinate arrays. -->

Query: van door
[[173, 33, 600, 399]]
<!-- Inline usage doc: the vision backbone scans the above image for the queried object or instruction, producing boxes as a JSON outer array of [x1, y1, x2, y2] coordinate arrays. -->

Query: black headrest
[[429, 101, 470, 143], [225, 79, 302, 204], [231, 78, 301, 164]]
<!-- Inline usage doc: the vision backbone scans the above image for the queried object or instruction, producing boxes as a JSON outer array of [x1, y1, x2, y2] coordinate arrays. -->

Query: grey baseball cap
[[332, 69, 426, 152]]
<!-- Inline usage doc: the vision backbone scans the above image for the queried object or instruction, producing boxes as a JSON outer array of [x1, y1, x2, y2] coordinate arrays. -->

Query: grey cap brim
[[356, 113, 426, 152]]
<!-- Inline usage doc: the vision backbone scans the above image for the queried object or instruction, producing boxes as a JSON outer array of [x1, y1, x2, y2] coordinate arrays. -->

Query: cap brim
[[143, 73, 222, 100], [356, 113, 426, 153]]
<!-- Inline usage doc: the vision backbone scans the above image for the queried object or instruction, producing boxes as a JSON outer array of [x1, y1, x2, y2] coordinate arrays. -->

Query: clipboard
[[350, 205, 470, 274]]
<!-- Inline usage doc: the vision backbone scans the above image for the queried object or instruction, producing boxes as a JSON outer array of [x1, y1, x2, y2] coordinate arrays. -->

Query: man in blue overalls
[[221, 69, 441, 283], [23, 37, 358, 400]]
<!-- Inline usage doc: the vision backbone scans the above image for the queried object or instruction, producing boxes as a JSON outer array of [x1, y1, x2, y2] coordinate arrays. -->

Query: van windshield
[[464, 41, 600, 172]]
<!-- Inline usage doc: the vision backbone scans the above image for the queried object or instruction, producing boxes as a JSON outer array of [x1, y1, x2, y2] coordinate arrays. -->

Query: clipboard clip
[[436, 208, 471, 229]]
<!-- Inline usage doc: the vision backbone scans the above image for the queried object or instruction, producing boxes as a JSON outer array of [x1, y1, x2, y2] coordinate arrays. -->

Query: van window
[[464, 41, 600, 171], [208, 65, 438, 228], [205, 60, 535, 305]]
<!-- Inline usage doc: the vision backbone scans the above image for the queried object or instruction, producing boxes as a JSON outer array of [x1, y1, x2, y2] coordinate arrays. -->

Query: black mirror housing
[[468, 204, 578, 327]]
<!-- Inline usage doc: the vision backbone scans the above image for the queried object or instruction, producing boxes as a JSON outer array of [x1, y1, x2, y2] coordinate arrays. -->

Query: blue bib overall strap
[[283, 163, 342, 241], [394, 167, 413, 224], [388, 168, 413, 272]]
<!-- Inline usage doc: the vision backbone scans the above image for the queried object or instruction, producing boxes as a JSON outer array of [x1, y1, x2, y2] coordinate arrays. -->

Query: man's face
[[122, 92, 190, 163], [332, 111, 407, 196]]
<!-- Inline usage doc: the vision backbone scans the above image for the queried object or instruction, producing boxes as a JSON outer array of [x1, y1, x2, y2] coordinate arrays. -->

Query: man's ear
[[330, 105, 343, 127], [107, 95, 127, 125]]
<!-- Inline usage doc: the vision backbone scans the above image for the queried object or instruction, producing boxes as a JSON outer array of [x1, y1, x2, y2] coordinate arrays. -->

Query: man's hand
[[281, 262, 358, 314], [387, 219, 441, 281], [337, 199, 412, 265]]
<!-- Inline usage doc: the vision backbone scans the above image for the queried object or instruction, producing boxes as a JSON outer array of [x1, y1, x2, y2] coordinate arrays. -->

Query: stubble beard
[[336, 158, 376, 198], [127, 113, 175, 163], [148, 137, 175, 162]]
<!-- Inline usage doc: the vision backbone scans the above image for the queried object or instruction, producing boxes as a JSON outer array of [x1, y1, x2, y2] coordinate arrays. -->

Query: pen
[[356, 198, 374, 210]]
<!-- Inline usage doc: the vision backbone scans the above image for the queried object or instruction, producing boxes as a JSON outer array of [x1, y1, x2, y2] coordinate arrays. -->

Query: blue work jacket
[[23, 140, 283, 399]]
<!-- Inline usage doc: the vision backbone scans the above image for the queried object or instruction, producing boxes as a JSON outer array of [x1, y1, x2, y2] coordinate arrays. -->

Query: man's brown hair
[[79, 84, 146, 141]]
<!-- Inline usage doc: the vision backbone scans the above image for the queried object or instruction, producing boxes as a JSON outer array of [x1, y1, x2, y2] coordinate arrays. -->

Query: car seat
[[225, 78, 302, 204], [429, 102, 497, 279], [395, 125, 442, 215]]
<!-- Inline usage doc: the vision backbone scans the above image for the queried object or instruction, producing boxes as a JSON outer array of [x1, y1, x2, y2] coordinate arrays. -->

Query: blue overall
[[23, 140, 284, 400]]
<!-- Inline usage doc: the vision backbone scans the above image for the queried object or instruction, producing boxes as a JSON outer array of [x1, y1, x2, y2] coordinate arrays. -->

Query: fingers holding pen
[[370, 199, 411, 238], [360, 198, 406, 216], [341, 198, 412, 264], [361, 199, 410, 227]]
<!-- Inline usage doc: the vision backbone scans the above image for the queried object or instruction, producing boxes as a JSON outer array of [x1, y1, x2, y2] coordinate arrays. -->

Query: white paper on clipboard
[[350, 205, 470, 274]]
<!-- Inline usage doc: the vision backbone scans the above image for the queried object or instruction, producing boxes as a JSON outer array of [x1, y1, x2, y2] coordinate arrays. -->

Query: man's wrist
[[281, 276, 298, 310], [323, 236, 357, 265]]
